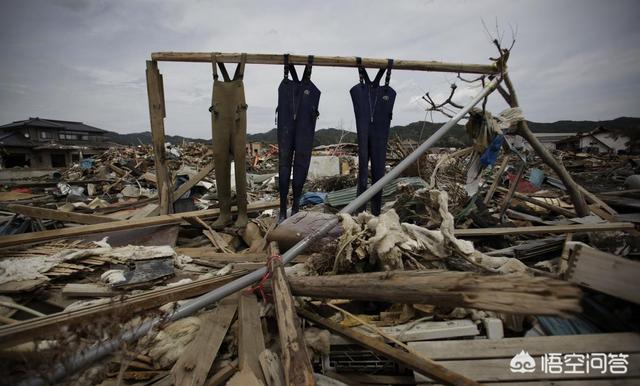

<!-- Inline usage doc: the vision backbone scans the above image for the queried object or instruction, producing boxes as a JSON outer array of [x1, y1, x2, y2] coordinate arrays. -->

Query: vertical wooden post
[[146, 60, 173, 214], [268, 242, 316, 386]]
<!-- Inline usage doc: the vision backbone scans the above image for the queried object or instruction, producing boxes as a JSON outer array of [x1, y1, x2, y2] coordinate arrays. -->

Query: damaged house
[[556, 126, 631, 154], [0, 117, 111, 169]]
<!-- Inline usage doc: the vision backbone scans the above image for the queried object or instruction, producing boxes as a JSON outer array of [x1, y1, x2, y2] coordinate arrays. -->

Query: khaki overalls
[[210, 53, 248, 229]]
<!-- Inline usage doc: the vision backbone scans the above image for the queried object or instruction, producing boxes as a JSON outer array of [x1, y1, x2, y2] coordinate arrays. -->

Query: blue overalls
[[350, 58, 395, 215], [276, 55, 321, 221]]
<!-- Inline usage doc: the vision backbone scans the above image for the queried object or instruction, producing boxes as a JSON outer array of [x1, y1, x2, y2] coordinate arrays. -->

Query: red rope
[[244, 253, 282, 303]]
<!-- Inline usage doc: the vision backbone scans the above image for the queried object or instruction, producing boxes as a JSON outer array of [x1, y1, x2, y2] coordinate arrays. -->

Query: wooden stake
[[268, 242, 316, 386]]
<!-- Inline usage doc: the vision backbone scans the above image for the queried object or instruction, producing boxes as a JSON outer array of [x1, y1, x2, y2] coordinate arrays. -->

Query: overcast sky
[[1, 0, 639, 138]]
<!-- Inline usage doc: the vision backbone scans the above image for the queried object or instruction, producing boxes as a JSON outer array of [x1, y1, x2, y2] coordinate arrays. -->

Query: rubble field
[[0, 138, 638, 386]]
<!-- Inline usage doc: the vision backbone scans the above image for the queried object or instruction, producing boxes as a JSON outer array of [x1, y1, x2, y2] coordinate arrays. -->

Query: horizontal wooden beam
[[150, 52, 499, 74], [0, 201, 279, 248], [454, 222, 635, 237], [7, 204, 117, 225]]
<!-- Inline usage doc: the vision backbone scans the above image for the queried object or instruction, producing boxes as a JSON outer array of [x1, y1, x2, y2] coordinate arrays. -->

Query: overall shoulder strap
[[356, 57, 365, 84], [385, 59, 394, 86], [283, 54, 290, 79], [372, 67, 385, 85], [211, 52, 218, 80], [233, 53, 246, 80], [217, 60, 231, 82], [302, 55, 314, 80]]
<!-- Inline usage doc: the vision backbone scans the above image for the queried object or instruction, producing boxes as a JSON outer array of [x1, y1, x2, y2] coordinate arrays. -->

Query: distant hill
[[105, 117, 640, 147], [104, 131, 209, 146]]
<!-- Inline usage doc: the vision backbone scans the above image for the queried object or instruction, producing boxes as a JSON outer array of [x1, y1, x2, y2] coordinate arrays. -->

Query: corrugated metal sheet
[[326, 177, 427, 208]]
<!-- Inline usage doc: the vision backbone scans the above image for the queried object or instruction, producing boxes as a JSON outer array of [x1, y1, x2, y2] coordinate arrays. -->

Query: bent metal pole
[[20, 75, 502, 386]]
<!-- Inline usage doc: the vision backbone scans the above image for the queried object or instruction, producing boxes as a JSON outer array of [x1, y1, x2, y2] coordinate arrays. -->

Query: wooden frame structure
[[146, 51, 589, 218], [146, 52, 501, 216]]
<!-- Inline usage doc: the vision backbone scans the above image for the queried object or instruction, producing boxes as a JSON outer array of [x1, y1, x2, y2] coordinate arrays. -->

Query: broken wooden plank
[[0, 271, 244, 348], [62, 283, 117, 298], [175, 249, 308, 264], [298, 308, 480, 386], [268, 242, 315, 386], [408, 332, 640, 360], [0, 201, 278, 248], [284, 270, 581, 315], [171, 301, 237, 386], [7, 204, 117, 225], [483, 156, 509, 204], [578, 184, 618, 215], [176, 249, 268, 261], [330, 319, 479, 345], [259, 349, 285, 386], [205, 360, 238, 386], [174, 162, 215, 202], [129, 203, 161, 220], [565, 243, 640, 304], [236, 293, 266, 384], [453, 222, 634, 237], [414, 354, 640, 383]]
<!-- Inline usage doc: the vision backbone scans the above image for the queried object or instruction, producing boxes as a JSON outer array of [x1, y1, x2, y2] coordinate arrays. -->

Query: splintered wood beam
[[171, 300, 237, 386], [297, 308, 480, 386], [453, 222, 635, 237], [0, 200, 278, 248], [150, 52, 499, 74], [146, 60, 173, 215], [268, 242, 315, 386], [7, 204, 118, 225], [286, 270, 581, 316]]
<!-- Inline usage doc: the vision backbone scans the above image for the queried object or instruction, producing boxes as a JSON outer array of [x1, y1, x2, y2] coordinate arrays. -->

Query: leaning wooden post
[[501, 72, 589, 217], [146, 60, 174, 215], [268, 241, 316, 386]]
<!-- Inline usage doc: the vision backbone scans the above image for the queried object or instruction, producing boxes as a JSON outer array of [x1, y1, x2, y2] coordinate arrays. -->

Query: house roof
[[0, 131, 36, 148], [0, 117, 107, 133]]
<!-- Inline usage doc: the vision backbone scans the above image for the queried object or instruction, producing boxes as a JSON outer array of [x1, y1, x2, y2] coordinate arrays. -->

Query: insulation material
[[334, 190, 528, 274], [145, 316, 202, 368], [0, 255, 62, 284]]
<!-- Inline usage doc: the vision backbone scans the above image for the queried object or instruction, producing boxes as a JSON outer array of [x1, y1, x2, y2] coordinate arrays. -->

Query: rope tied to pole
[[244, 253, 282, 303]]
